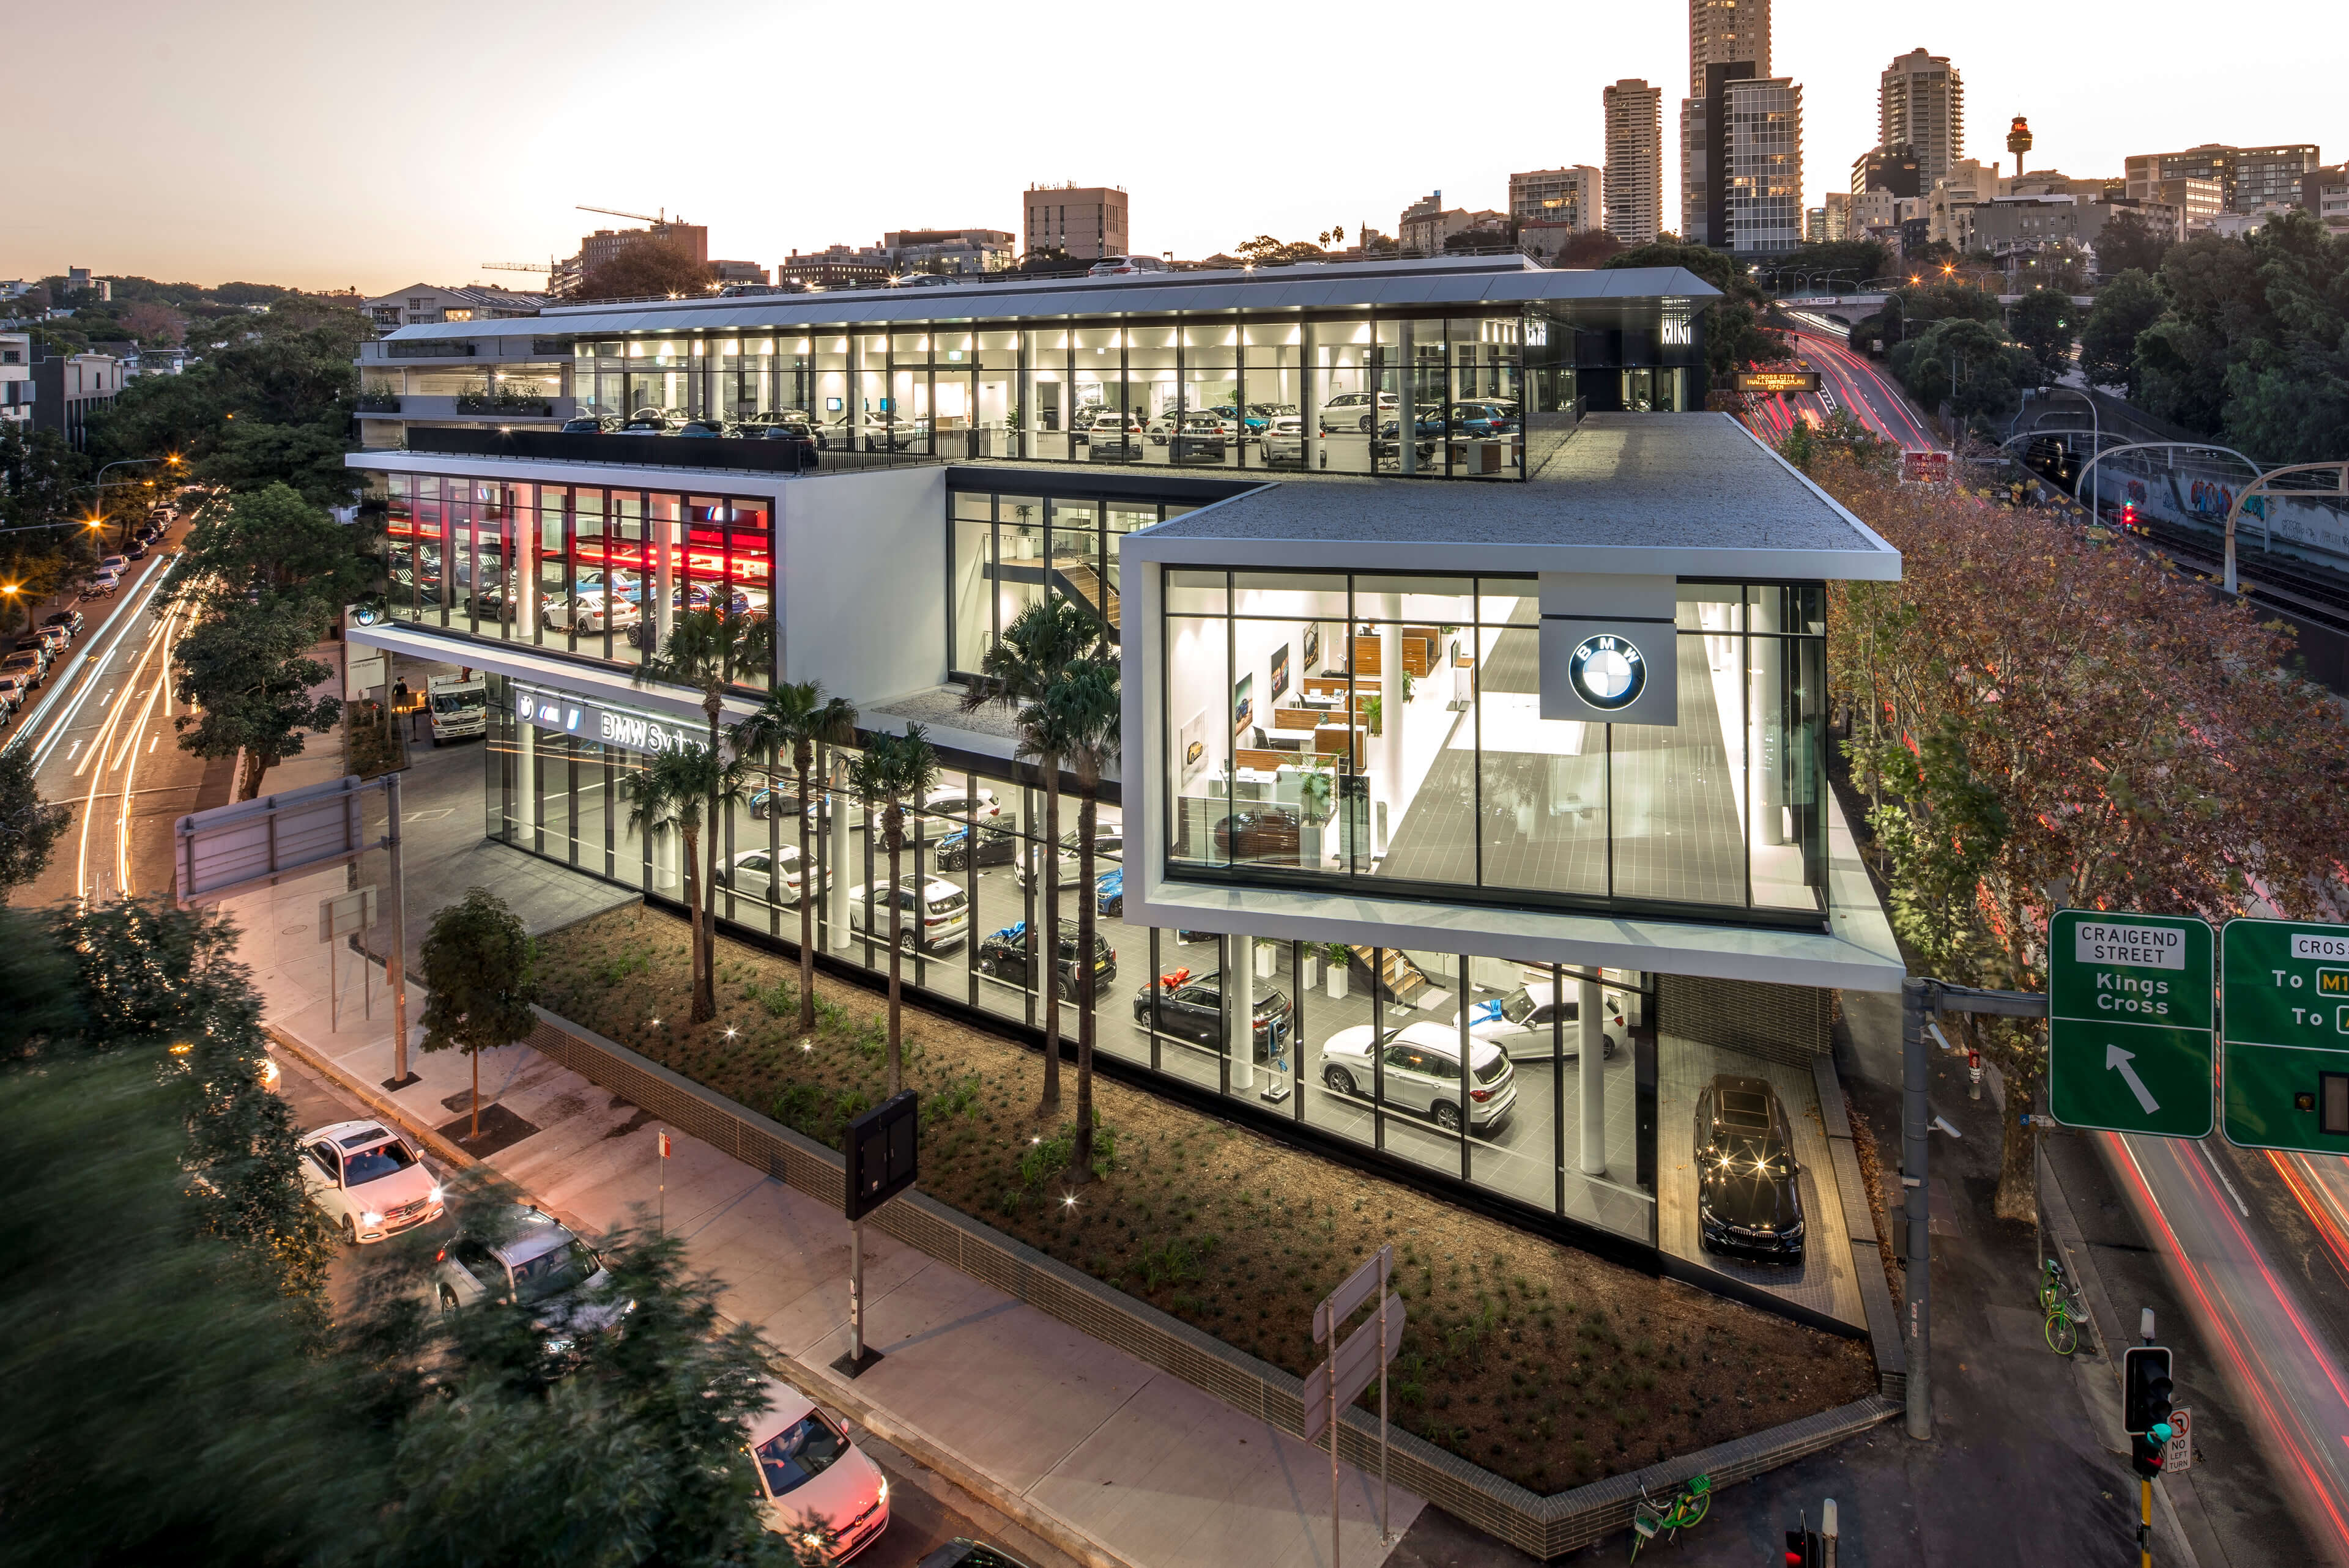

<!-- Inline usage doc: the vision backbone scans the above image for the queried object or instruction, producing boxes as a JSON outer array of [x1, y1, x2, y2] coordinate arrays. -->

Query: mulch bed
[[537, 906, 1876, 1493]]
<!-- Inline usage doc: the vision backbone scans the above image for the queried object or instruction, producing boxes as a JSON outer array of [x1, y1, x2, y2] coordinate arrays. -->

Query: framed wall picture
[[1179, 711, 1208, 784], [1232, 673, 1253, 737], [1269, 642, 1291, 703], [1302, 623, 1321, 670]]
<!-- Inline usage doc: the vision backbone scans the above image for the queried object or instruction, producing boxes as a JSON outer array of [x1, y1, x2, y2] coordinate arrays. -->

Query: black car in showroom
[[1694, 1073, 1805, 1263], [935, 821, 1019, 871], [974, 919, 1116, 999], [1132, 967, 1292, 1062]]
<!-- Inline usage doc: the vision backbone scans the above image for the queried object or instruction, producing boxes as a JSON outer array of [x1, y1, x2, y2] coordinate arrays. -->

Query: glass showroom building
[[349, 256, 1905, 1307]]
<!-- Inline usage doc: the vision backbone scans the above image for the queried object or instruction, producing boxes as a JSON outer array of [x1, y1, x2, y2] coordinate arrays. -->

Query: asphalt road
[[270, 1045, 1080, 1568], [7, 511, 218, 910]]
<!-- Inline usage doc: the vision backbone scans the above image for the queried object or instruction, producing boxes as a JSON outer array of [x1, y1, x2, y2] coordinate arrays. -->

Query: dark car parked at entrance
[[975, 919, 1116, 999], [1132, 967, 1292, 1061], [1694, 1073, 1805, 1263]]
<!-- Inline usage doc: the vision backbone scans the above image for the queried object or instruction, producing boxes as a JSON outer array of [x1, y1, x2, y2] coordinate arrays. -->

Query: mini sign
[[2221, 919, 2349, 1155], [2049, 909, 2214, 1138]]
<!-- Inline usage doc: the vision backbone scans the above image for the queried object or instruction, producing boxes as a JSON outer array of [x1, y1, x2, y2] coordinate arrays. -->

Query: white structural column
[[515, 720, 537, 841], [515, 486, 539, 631], [1374, 596, 1404, 859], [1578, 972, 1607, 1176], [1231, 937, 1256, 1092], [654, 501, 677, 651], [828, 764, 854, 950], [1748, 593, 1786, 846]]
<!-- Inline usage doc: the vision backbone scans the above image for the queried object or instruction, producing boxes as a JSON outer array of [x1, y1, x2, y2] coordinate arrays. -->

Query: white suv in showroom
[[1317, 391, 1395, 434], [847, 874, 971, 952], [1318, 1020, 1518, 1134], [296, 1120, 444, 1244]]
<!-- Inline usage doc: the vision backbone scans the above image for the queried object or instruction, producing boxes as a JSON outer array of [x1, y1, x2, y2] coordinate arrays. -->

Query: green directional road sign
[[2049, 910, 2215, 1137], [2221, 919, 2349, 1155]]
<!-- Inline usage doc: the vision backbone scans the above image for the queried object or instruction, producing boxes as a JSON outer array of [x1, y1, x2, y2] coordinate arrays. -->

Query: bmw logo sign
[[1568, 634, 1645, 711]]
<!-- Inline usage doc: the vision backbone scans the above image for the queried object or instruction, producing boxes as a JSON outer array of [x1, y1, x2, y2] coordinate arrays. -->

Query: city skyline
[[7, 0, 2340, 290]]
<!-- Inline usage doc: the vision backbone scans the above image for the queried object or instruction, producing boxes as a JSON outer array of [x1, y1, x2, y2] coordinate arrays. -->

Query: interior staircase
[[1348, 945, 1438, 1008]]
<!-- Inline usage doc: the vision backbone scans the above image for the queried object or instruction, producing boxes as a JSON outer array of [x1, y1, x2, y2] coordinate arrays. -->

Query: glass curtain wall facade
[[377, 473, 774, 689], [1162, 571, 1829, 925], [482, 674, 1657, 1243], [563, 312, 1556, 477], [948, 488, 1188, 678]]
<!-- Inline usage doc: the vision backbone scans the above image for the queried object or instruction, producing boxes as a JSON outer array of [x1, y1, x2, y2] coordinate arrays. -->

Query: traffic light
[[2120, 503, 2139, 530], [2125, 1345, 2175, 1478]]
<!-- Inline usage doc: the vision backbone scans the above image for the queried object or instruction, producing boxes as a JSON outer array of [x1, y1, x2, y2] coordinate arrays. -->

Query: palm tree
[[618, 745, 742, 1023], [961, 598, 1105, 1113], [849, 725, 940, 1096], [638, 607, 773, 1021], [1043, 656, 1121, 1182], [730, 681, 859, 1038]]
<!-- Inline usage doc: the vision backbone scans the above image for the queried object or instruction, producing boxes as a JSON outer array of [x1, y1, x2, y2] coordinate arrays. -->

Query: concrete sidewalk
[[232, 861, 1427, 1568]]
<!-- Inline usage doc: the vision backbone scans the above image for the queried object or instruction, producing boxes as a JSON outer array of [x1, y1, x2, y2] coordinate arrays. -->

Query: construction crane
[[480, 261, 552, 275], [577, 204, 682, 226]]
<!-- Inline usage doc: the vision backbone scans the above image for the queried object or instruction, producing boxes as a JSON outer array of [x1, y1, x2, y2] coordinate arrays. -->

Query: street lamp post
[[87, 454, 182, 548]]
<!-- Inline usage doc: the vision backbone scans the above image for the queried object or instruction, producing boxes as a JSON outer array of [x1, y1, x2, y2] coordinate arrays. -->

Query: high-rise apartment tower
[[1879, 49, 1964, 187], [1603, 81, 1664, 243]]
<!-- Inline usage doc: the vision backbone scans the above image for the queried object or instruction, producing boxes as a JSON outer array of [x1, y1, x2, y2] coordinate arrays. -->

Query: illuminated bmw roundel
[[1568, 634, 1645, 711]]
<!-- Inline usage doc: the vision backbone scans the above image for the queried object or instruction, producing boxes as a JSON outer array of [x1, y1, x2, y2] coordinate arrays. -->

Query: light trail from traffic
[[1788, 325, 1941, 452], [2111, 1130, 2349, 1558]]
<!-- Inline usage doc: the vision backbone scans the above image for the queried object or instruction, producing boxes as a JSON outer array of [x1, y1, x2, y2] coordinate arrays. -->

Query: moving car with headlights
[[432, 1204, 630, 1341], [297, 1120, 444, 1244], [1132, 967, 1291, 1060], [714, 844, 828, 905], [976, 919, 1116, 999], [1318, 1021, 1516, 1134], [1694, 1074, 1805, 1263], [747, 1379, 891, 1561], [1453, 982, 1623, 1060], [847, 874, 971, 951]]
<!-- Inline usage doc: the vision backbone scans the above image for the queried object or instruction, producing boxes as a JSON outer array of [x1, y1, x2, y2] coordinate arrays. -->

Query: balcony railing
[[355, 394, 402, 413], [455, 394, 555, 415]]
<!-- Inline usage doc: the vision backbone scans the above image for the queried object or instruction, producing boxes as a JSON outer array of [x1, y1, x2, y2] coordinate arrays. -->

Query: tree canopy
[[1601, 241, 1790, 380], [576, 244, 718, 301]]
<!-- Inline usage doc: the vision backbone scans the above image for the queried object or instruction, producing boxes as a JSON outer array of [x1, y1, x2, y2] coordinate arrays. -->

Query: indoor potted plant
[[1324, 942, 1352, 1000]]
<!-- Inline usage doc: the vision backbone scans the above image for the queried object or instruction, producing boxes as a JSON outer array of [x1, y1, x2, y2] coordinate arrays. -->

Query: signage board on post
[[845, 1089, 919, 1223], [2221, 919, 2349, 1155], [2048, 910, 2215, 1138]]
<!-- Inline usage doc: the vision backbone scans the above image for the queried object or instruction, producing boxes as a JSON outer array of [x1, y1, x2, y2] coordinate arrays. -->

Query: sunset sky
[[10, 0, 2337, 292]]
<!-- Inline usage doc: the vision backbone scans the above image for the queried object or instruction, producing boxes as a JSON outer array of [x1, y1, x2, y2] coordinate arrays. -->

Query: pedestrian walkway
[[231, 859, 1427, 1568]]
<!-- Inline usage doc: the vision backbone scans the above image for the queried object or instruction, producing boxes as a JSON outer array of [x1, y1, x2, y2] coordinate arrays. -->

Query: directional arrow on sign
[[2106, 1044, 2161, 1115]]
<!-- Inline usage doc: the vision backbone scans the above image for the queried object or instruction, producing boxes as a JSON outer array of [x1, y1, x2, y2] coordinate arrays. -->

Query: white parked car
[[296, 1120, 443, 1244], [1453, 982, 1624, 1060], [745, 1379, 892, 1561], [1318, 1019, 1518, 1135], [1011, 826, 1123, 892], [1264, 415, 1307, 466], [543, 579, 642, 634], [714, 845, 830, 905], [99, 554, 130, 575], [1318, 391, 1396, 434], [847, 874, 971, 952]]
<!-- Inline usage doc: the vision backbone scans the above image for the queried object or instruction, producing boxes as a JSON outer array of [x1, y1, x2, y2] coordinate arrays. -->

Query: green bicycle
[[2040, 1256, 2087, 1356], [1629, 1471, 1711, 1560]]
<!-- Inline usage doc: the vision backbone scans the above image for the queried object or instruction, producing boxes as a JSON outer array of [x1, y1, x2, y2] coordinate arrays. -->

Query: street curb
[[773, 1345, 1138, 1568], [266, 1025, 477, 1176], [1811, 1056, 1907, 1400], [2037, 1137, 2213, 1568]]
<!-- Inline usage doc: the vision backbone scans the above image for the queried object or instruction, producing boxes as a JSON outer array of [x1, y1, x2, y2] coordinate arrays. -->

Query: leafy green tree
[[420, 887, 542, 1143], [2094, 209, 2173, 278], [0, 1050, 371, 1567], [169, 594, 342, 800], [2008, 287, 2077, 382], [166, 479, 376, 613], [1849, 282, 2001, 357], [851, 725, 941, 1095], [962, 598, 1108, 1114], [731, 681, 859, 1036], [1889, 317, 2039, 423], [2079, 268, 2165, 394], [640, 606, 774, 1017], [1604, 240, 1791, 381], [0, 747, 70, 900], [576, 244, 719, 301], [1044, 657, 1121, 1182]]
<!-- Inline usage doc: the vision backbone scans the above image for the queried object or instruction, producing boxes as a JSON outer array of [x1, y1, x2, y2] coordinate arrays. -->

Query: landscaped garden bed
[[535, 905, 1876, 1492]]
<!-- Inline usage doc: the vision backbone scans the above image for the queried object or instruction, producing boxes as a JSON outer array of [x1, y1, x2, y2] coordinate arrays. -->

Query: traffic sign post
[[2048, 911, 2214, 1138], [2221, 919, 2349, 1155]]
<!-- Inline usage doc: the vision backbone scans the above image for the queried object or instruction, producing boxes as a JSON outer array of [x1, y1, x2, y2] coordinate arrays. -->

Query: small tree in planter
[[1324, 942, 1353, 999], [419, 888, 540, 1144]]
